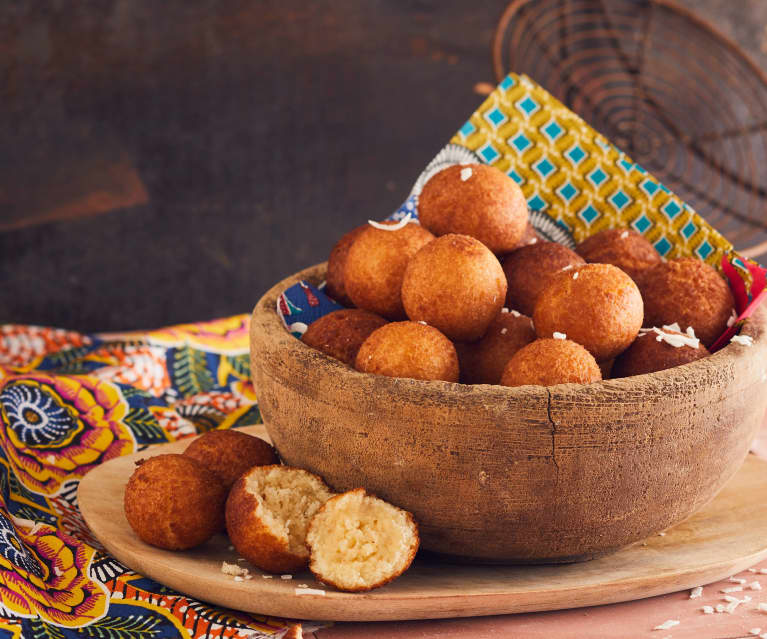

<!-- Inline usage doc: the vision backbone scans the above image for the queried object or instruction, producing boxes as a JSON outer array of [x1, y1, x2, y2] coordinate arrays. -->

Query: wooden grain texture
[[250, 263, 767, 562], [78, 425, 767, 621]]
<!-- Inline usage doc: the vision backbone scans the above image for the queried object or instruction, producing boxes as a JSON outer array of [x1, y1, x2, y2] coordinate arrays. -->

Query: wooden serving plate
[[79, 425, 767, 622]]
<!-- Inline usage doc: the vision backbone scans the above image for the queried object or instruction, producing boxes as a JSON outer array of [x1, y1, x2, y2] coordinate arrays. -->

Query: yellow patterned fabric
[[453, 73, 732, 266]]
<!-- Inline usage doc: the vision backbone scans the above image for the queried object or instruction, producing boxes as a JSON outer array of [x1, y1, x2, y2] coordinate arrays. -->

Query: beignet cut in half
[[306, 488, 419, 592], [226, 465, 334, 574]]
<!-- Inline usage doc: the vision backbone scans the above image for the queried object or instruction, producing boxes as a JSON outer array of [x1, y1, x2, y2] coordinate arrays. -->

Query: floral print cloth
[[0, 317, 300, 638]]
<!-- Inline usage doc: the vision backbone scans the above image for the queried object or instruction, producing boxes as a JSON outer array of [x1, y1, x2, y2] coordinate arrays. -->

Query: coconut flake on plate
[[553, 332, 567, 340], [731, 334, 754, 346], [460, 167, 473, 182], [221, 561, 248, 577], [689, 586, 703, 599], [652, 619, 679, 630]]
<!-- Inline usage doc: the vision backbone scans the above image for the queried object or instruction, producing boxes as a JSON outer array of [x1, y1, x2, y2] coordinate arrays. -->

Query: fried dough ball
[[301, 309, 388, 366], [226, 465, 334, 573], [307, 488, 419, 592], [502, 242, 585, 316], [344, 222, 435, 319], [612, 327, 711, 378], [124, 454, 227, 550], [500, 338, 602, 387], [401, 234, 507, 341], [638, 258, 735, 348], [576, 228, 661, 281], [325, 225, 367, 307], [455, 310, 535, 384], [183, 429, 279, 490], [418, 164, 529, 254], [355, 321, 459, 382], [533, 263, 643, 360]]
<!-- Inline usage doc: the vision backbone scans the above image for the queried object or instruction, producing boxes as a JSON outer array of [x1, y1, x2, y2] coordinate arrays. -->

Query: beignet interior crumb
[[308, 489, 418, 590], [246, 467, 333, 556]]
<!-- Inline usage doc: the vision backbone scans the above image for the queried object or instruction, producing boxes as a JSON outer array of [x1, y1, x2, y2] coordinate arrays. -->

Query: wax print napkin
[[0, 317, 306, 638]]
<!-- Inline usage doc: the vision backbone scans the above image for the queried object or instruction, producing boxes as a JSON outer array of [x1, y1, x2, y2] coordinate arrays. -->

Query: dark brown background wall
[[2, 1, 765, 331]]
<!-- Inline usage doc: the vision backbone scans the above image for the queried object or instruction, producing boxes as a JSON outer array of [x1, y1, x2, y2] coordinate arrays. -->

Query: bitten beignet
[[225, 465, 334, 573]]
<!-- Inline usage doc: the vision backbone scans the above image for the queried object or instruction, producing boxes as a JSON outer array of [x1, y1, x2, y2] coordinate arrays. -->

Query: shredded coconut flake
[[460, 167, 473, 182], [297, 584, 309, 589], [731, 334, 754, 347], [368, 212, 412, 231], [620, 230, 629, 239], [722, 585, 743, 593], [727, 309, 738, 328], [760, 569, 767, 574], [653, 619, 679, 631], [701, 605, 714, 614], [553, 332, 567, 340], [281, 574, 293, 580], [501, 307, 510, 313], [750, 568, 759, 572], [715, 604, 726, 613], [234, 576, 244, 582], [729, 576, 747, 584], [561, 264, 574, 271], [751, 629, 762, 636], [511, 309, 521, 317], [664, 322, 682, 332], [295, 588, 325, 596], [689, 586, 703, 599], [658, 531, 666, 536], [262, 575, 273, 579], [245, 575, 253, 580], [500, 328, 508, 335], [752, 581, 763, 590], [572, 272, 579, 280], [418, 320, 428, 325], [759, 602, 767, 611], [638, 326, 699, 349]]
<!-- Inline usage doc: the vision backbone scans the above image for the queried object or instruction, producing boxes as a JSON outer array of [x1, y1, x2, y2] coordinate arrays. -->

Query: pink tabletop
[[307, 410, 767, 639]]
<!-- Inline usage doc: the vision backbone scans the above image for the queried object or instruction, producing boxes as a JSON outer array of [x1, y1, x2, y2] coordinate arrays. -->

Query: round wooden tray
[[79, 424, 767, 622]]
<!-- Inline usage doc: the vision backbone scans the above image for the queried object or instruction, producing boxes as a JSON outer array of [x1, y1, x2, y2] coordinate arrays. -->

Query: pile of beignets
[[124, 429, 419, 592], [308, 163, 736, 386]]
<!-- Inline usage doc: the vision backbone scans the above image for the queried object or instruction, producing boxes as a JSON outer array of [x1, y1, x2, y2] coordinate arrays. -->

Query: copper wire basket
[[493, 0, 767, 258]]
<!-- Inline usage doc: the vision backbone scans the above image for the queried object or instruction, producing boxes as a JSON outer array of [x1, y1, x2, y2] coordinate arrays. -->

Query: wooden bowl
[[250, 263, 767, 563]]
